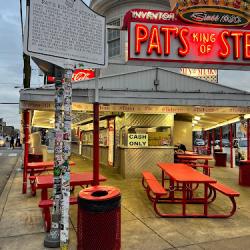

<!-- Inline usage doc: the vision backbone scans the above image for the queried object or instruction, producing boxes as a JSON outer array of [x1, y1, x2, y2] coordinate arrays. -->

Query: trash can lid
[[78, 185, 121, 201]]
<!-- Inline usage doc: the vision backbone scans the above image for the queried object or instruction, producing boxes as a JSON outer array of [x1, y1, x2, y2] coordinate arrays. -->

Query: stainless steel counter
[[119, 146, 174, 178], [81, 145, 109, 166]]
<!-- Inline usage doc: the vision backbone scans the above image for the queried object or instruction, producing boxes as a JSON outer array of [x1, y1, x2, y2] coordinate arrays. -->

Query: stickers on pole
[[49, 78, 64, 244], [60, 70, 73, 246]]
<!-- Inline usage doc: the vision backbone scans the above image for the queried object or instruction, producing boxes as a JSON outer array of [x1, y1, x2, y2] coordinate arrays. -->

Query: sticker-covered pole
[[44, 69, 64, 248], [60, 68, 73, 249]]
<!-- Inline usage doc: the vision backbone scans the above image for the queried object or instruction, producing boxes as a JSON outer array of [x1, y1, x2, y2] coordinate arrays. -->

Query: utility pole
[[23, 53, 31, 88]]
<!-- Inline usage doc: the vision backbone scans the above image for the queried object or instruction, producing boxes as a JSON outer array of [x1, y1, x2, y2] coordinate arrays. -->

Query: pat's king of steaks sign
[[123, 0, 250, 70]]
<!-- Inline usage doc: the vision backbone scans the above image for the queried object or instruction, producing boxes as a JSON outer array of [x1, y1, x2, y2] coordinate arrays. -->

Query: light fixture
[[244, 114, 250, 119], [193, 120, 198, 124], [194, 116, 201, 121]]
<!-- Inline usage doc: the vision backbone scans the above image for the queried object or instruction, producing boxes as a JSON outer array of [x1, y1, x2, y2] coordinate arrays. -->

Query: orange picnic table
[[36, 172, 107, 231], [176, 154, 213, 175], [141, 163, 240, 218], [176, 154, 213, 164], [27, 161, 75, 195]]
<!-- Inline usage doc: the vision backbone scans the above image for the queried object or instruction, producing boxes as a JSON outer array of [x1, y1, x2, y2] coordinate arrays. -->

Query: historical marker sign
[[24, 0, 107, 68]]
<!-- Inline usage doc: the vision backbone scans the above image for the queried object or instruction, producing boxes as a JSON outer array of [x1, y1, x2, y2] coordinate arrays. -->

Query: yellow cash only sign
[[128, 134, 148, 147]]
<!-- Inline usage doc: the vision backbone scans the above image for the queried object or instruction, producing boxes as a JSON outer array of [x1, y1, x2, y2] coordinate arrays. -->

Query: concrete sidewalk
[[1, 154, 250, 250]]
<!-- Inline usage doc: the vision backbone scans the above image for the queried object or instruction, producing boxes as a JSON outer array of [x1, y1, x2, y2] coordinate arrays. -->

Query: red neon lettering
[[244, 32, 250, 59], [135, 24, 149, 54], [218, 30, 230, 59], [231, 31, 243, 59], [178, 28, 189, 57], [147, 25, 162, 55], [160, 27, 178, 55]]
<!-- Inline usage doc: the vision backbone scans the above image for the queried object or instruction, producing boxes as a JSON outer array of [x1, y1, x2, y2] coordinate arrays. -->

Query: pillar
[[93, 102, 99, 186], [212, 129, 215, 154], [220, 126, 223, 151], [248, 119, 250, 161], [229, 124, 233, 168], [22, 110, 30, 194]]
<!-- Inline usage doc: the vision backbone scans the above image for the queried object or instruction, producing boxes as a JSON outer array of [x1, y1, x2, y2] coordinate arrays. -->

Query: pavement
[[0, 148, 22, 196], [1, 153, 250, 250]]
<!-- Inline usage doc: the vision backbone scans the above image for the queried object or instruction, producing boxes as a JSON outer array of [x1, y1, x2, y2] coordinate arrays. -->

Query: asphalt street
[[0, 147, 22, 196]]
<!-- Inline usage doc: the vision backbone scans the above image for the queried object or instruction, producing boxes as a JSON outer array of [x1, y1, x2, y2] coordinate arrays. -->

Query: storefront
[[20, 0, 250, 177], [20, 66, 250, 177]]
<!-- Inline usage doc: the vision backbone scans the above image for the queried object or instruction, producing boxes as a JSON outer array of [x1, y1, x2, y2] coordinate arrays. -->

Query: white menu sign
[[24, 0, 107, 68]]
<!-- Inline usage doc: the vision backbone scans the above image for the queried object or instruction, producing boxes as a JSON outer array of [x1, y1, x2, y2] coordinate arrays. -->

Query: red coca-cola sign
[[47, 69, 95, 84], [72, 69, 95, 82]]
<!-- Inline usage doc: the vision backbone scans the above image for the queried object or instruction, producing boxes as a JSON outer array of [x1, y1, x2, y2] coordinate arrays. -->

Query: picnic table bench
[[142, 171, 167, 202], [208, 182, 240, 218], [36, 172, 107, 232], [141, 163, 240, 218]]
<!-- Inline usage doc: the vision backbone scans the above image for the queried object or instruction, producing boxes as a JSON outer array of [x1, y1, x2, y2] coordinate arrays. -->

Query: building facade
[[90, 0, 172, 77]]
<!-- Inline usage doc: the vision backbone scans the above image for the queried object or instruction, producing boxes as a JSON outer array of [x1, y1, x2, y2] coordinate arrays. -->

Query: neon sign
[[123, 9, 250, 70], [134, 24, 250, 58]]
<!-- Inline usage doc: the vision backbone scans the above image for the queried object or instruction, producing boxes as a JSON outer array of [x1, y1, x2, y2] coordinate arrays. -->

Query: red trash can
[[239, 160, 250, 186], [77, 186, 121, 250], [214, 152, 227, 167]]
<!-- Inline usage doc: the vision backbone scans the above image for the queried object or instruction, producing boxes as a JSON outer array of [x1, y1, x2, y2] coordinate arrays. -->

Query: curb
[[0, 152, 23, 221]]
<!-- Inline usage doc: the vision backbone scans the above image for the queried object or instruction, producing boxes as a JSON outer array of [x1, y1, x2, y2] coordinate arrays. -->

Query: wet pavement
[[0, 153, 250, 250]]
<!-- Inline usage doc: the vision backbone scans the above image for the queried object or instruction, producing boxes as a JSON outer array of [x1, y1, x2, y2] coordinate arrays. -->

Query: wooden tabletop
[[157, 163, 216, 183], [175, 151, 198, 156], [36, 172, 107, 189], [27, 161, 75, 169], [176, 155, 213, 161]]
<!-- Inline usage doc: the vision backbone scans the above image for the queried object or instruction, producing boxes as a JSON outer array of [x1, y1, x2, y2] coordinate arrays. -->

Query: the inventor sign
[[128, 134, 148, 147]]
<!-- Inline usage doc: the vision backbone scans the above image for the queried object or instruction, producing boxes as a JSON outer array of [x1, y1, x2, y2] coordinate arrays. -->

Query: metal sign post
[[24, 1, 107, 248]]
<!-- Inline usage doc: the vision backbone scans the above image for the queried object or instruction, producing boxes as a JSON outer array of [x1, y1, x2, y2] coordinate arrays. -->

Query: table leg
[[161, 170, 165, 188], [169, 179, 175, 200], [41, 188, 48, 200], [186, 183, 193, 200], [182, 182, 187, 216], [204, 183, 208, 216]]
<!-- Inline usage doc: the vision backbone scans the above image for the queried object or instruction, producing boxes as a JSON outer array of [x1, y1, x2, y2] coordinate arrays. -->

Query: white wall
[[173, 120, 193, 151], [90, 0, 171, 74]]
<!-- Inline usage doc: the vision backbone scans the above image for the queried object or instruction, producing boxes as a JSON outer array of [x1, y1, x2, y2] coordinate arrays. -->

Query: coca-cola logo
[[72, 70, 95, 82]]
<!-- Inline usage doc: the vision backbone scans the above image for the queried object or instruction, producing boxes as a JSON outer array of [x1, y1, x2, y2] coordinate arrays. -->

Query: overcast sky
[[0, 0, 249, 128]]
